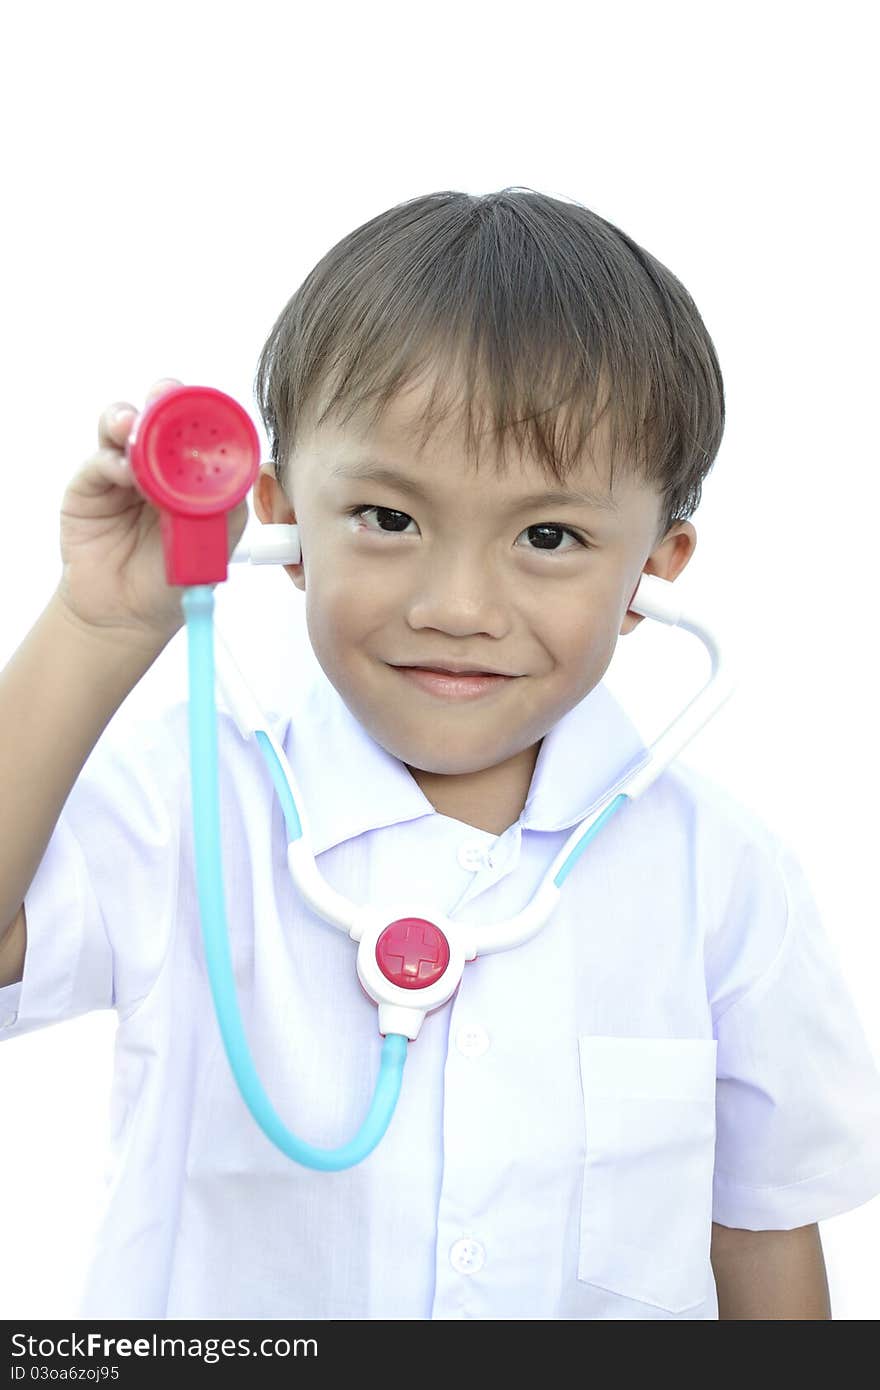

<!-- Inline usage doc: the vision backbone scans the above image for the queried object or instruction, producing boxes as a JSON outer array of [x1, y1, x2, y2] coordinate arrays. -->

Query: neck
[[406, 740, 543, 837]]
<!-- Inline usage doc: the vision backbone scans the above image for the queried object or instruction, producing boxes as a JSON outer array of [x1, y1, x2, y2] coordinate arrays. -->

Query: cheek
[[304, 550, 396, 645], [530, 591, 608, 652], [532, 593, 624, 691]]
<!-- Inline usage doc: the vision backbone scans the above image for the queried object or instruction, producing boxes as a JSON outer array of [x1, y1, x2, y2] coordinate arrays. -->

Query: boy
[[2, 188, 879, 1320]]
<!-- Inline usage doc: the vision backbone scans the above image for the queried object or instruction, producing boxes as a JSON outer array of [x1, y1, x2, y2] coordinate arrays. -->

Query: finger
[[97, 403, 137, 451], [76, 447, 140, 496], [97, 379, 183, 452], [144, 376, 184, 403]]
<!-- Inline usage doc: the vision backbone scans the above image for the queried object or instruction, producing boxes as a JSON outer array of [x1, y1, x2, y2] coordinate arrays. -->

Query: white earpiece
[[230, 523, 301, 566]]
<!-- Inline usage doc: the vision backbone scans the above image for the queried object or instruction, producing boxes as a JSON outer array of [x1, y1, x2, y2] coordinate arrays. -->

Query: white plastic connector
[[229, 523, 301, 565], [628, 571, 685, 625], [624, 574, 738, 800], [286, 836, 356, 935], [354, 902, 471, 1041], [469, 877, 563, 956], [377, 1004, 429, 1042]]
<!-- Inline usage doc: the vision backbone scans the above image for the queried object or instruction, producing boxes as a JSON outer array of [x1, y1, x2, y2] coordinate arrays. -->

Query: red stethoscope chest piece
[[375, 917, 451, 990]]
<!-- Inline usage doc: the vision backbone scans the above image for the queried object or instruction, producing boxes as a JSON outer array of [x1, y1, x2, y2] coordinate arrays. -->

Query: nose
[[405, 546, 509, 638]]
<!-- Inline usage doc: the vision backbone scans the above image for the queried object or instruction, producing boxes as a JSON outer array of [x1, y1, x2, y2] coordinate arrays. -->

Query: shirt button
[[456, 1024, 490, 1058], [457, 839, 492, 872], [2, 1012, 18, 1029], [450, 1238, 486, 1275]]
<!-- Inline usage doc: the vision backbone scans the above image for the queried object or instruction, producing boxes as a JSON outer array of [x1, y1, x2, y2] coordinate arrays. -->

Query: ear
[[253, 463, 305, 592], [620, 522, 697, 635]]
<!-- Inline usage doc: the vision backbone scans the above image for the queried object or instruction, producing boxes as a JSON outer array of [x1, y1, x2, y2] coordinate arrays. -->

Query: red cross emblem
[[375, 917, 451, 990]]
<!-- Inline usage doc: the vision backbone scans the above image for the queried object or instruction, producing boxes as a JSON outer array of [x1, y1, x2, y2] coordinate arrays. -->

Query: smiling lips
[[390, 665, 516, 701], [393, 661, 516, 676]]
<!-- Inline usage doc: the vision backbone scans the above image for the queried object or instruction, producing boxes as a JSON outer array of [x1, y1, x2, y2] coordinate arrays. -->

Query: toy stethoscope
[[127, 385, 737, 1172]]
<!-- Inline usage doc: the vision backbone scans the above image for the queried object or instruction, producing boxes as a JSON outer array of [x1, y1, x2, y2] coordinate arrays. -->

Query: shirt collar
[[267, 656, 650, 855]]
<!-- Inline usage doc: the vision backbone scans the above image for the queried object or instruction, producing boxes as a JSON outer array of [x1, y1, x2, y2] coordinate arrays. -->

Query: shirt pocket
[[577, 1034, 718, 1314]]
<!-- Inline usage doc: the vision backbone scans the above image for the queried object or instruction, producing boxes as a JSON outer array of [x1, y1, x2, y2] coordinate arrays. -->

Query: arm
[[710, 1221, 831, 1319], [0, 591, 171, 986]]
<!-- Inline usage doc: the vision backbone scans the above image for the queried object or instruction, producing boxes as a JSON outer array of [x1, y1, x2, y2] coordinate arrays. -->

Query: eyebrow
[[329, 459, 620, 514]]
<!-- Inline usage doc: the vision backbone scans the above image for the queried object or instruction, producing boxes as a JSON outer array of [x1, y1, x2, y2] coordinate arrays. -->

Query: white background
[[1, 0, 877, 1320]]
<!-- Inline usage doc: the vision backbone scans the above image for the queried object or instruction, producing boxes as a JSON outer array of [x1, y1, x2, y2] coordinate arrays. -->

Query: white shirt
[[2, 652, 880, 1320]]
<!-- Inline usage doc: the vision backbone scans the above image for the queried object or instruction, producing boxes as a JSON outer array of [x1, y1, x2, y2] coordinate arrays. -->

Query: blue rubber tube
[[552, 793, 629, 886], [180, 585, 407, 1171]]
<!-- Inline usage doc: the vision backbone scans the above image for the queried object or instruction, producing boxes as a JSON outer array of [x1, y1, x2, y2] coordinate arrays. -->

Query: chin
[[367, 720, 493, 774]]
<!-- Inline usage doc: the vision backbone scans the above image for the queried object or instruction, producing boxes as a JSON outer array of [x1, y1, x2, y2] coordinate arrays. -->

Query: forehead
[[294, 366, 652, 512]]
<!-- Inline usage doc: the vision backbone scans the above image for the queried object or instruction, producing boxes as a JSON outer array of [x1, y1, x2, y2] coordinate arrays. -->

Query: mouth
[[388, 664, 517, 701], [390, 661, 517, 677]]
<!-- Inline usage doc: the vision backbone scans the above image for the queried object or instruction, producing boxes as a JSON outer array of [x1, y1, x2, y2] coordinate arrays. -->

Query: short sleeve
[[0, 706, 185, 1040], [712, 839, 880, 1229]]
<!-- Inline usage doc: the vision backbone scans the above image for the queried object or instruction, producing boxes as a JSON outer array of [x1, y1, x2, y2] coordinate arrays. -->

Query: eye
[[347, 505, 417, 534], [346, 506, 590, 552], [514, 523, 587, 553]]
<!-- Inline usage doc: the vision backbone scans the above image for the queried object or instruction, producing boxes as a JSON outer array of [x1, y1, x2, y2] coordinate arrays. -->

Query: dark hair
[[254, 187, 725, 544]]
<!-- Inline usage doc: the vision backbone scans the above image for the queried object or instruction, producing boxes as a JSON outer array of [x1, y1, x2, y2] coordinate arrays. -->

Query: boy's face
[[253, 375, 696, 784]]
